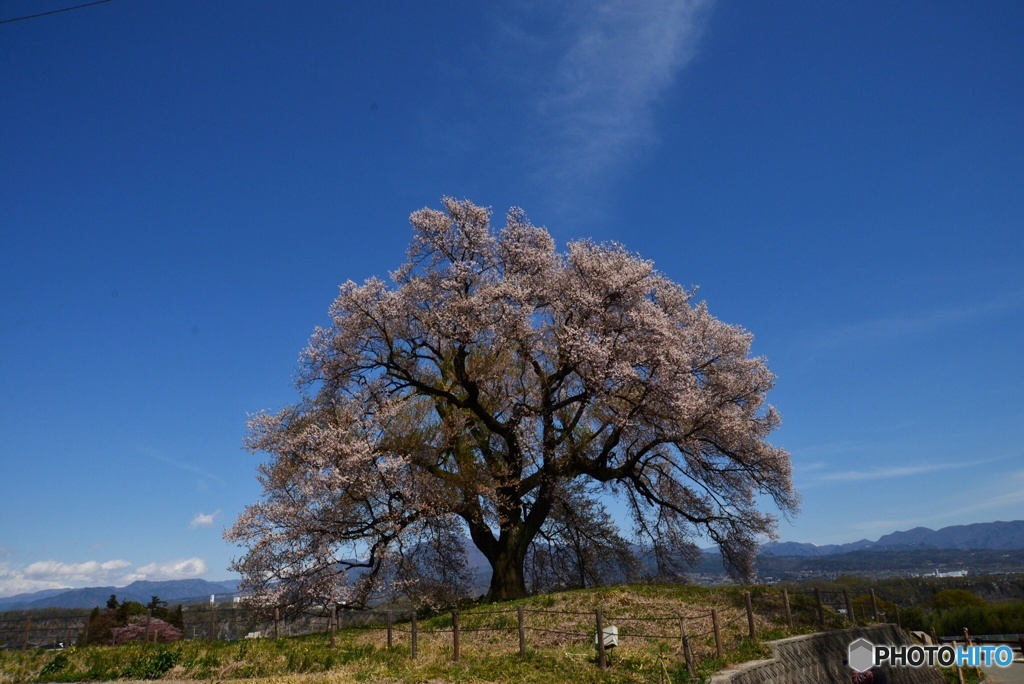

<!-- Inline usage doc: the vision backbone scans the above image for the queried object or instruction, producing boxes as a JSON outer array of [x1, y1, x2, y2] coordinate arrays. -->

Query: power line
[[0, 0, 114, 26]]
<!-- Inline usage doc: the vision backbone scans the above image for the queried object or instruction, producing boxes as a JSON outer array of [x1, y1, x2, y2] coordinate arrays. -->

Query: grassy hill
[[6, 576, 1015, 682], [0, 584, 818, 683]]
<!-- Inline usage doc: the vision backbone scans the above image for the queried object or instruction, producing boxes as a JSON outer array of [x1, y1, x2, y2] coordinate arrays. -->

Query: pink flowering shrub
[[112, 616, 183, 644]]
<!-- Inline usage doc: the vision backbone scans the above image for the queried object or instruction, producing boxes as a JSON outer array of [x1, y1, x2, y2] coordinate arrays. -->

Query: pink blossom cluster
[[111, 617, 183, 644]]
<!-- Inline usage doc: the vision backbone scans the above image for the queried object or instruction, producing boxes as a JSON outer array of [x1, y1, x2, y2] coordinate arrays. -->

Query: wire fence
[[0, 587, 907, 673]]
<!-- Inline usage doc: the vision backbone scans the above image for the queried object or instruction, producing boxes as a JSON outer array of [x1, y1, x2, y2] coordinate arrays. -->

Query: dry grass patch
[[2, 584, 801, 683]]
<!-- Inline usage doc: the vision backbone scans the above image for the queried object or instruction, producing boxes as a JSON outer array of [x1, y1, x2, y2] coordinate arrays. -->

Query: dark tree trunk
[[483, 532, 528, 602], [464, 513, 530, 600], [468, 487, 553, 602], [488, 545, 528, 601]]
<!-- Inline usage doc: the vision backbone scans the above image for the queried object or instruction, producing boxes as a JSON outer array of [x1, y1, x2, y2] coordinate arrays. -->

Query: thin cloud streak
[[146, 448, 225, 486], [534, 0, 713, 190], [844, 518, 925, 539], [807, 291, 1024, 355], [938, 469, 1024, 519], [807, 459, 989, 485], [830, 470, 1024, 542]]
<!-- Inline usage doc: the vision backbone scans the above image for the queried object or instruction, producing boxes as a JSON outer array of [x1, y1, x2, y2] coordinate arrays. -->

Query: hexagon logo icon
[[848, 638, 875, 673]]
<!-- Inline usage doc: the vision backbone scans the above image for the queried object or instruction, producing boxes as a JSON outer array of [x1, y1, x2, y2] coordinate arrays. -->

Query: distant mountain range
[[0, 579, 239, 611], [3, 521, 1022, 610], [761, 520, 1024, 557]]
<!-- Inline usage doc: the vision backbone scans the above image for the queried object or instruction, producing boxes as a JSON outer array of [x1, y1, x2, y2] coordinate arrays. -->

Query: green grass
[[0, 584, 812, 683]]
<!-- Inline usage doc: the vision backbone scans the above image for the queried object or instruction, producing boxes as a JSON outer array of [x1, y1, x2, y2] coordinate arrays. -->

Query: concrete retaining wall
[[709, 624, 945, 684]]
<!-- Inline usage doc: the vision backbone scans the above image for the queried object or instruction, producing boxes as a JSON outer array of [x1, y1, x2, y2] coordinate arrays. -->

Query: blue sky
[[2, 0, 1022, 597]]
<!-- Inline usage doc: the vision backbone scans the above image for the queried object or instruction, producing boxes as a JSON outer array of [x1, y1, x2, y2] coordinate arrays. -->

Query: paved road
[[981, 660, 1024, 684]]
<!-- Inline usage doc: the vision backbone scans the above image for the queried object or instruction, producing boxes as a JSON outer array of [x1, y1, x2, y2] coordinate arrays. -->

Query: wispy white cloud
[[0, 563, 68, 597], [807, 291, 1024, 355], [829, 468, 1024, 542], [0, 559, 133, 598], [144, 447, 224, 485], [23, 559, 131, 583], [793, 432, 1006, 489], [531, 0, 713, 190], [804, 454, 1002, 486], [121, 558, 207, 583], [810, 461, 970, 484], [189, 510, 221, 529], [843, 518, 927, 540], [935, 469, 1024, 520]]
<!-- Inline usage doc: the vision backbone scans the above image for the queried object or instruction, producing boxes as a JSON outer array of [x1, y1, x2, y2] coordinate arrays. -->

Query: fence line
[[0, 585, 910, 675]]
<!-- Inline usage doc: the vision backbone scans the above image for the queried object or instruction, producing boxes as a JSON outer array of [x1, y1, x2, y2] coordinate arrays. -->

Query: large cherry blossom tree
[[227, 198, 798, 605]]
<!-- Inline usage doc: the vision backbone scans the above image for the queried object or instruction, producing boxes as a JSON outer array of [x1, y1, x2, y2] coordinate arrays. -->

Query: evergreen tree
[[167, 604, 185, 631]]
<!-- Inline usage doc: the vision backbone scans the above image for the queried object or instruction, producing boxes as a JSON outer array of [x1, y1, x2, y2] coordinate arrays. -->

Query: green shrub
[[928, 601, 1024, 636], [899, 605, 927, 631], [121, 649, 179, 680], [39, 653, 69, 677], [930, 589, 987, 611], [82, 649, 119, 681]]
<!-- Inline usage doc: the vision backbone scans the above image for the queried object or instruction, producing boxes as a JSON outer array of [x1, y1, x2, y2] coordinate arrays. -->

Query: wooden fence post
[[452, 610, 460, 662], [209, 604, 217, 643], [744, 591, 755, 640], [274, 607, 280, 639], [596, 608, 607, 669], [844, 588, 855, 624], [813, 588, 825, 628], [22, 616, 31, 651], [679, 614, 694, 678], [329, 604, 336, 649], [711, 608, 723, 659], [411, 612, 418, 660], [387, 610, 393, 650], [782, 589, 793, 630], [83, 614, 90, 645], [870, 589, 879, 622], [517, 605, 526, 659], [145, 609, 152, 643]]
